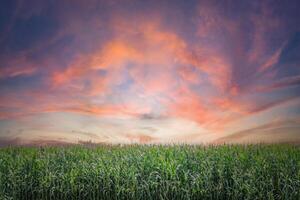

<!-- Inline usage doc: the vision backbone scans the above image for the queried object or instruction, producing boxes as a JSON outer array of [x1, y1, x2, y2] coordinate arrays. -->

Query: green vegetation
[[0, 144, 299, 200]]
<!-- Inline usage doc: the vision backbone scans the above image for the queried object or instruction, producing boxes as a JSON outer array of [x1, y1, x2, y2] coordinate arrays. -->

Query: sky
[[0, 0, 300, 145]]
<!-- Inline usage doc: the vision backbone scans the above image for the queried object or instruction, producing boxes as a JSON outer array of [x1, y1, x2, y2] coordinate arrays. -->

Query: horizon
[[0, 0, 300, 145]]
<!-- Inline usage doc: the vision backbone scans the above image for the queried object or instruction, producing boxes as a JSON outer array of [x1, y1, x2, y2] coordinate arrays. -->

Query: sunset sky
[[0, 0, 300, 145]]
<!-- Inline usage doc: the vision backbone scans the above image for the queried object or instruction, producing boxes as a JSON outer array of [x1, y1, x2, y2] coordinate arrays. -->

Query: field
[[0, 144, 299, 200]]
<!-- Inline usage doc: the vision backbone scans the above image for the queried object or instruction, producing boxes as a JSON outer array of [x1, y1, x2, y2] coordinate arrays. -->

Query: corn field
[[0, 144, 299, 200]]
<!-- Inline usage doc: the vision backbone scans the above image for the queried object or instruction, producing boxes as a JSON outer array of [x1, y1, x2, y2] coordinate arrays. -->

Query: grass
[[0, 144, 299, 200]]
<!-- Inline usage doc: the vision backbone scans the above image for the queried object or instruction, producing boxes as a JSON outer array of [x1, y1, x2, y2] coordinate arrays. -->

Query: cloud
[[71, 130, 107, 140], [214, 118, 300, 144], [0, 0, 300, 144], [255, 75, 300, 92], [259, 43, 286, 72], [0, 55, 38, 79], [166, 86, 216, 127], [124, 133, 157, 144]]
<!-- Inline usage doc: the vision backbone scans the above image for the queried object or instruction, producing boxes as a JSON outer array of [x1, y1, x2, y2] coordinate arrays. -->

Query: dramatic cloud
[[0, 0, 300, 145]]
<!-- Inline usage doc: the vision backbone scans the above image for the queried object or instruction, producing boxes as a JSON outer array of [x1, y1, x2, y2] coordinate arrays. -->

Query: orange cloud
[[165, 85, 216, 127], [50, 19, 191, 99]]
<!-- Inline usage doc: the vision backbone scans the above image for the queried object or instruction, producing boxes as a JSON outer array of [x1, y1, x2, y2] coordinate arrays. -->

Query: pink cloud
[[1, 1, 299, 144], [0, 58, 37, 79]]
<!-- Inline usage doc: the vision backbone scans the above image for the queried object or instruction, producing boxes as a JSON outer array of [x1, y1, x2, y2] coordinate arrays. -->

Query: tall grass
[[0, 144, 299, 199]]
